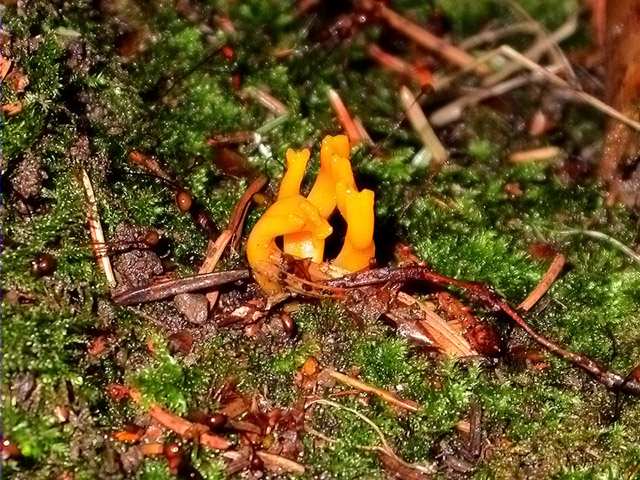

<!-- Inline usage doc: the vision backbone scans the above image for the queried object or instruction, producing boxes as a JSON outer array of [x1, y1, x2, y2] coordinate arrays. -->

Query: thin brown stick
[[243, 86, 288, 115], [255, 451, 306, 474], [368, 43, 432, 87], [399, 86, 447, 167], [111, 269, 250, 305], [198, 230, 233, 309], [326, 266, 640, 396], [509, 146, 563, 163], [207, 130, 256, 147], [128, 151, 173, 183], [430, 64, 563, 126], [370, 1, 488, 75], [519, 254, 566, 311], [81, 169, 117, 288], [325, 368, 419, 412], [128, 389, 230, 449], [328, 88, 362, 145], [459, 22, 538, 49], [228, 175, 268, 251], [353, 116, 374, 146], [483, 14, 577, 87]]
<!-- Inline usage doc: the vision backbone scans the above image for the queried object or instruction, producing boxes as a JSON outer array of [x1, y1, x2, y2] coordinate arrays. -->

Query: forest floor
[[2, 1, 640, 478]]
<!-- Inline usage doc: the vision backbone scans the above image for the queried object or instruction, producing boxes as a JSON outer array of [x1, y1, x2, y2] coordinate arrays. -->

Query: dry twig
[[227, 175, 268, 251], [326, 369, 420, 412], [243, 86, 288, 115], [111, 269, 250, 305], [519, 253, 566, 311], [326, 266, 640, 396], [509, 146, 563, 163], [368, 43, 432, 87], [430, 65, 563, 126], [483, 14, 577, 87], [399, 86, 447, 166], [81, 169, 116, 288], [328, 88, 362, 145], [369, 1, 488, 74], [495, 45, 640, 131], [459, 22, 538, 49]]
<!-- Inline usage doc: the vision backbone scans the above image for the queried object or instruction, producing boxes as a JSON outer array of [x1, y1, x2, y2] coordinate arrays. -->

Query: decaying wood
[[599, 0, 640, 206], [436, 292, 501, 357], [326, 266, 640, 396], [393, 292, 475, 358]]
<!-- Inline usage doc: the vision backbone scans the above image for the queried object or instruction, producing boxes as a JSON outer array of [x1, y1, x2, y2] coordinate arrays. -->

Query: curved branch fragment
[[327, 266, 640, 396]]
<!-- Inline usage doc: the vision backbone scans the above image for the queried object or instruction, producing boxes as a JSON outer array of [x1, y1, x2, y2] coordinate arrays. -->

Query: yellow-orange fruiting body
[[246, 195, 332, 294], [247, 135, 375, 294], [278, 148, 325, 262], [278, 149, 310, 200], [284, 135, 355, 260], [307, 134, 353, 217], [333, 185, 375, 272]]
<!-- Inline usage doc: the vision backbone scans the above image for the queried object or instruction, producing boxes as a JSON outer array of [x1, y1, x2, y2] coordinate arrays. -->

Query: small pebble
[[174, 293, 209, 324]]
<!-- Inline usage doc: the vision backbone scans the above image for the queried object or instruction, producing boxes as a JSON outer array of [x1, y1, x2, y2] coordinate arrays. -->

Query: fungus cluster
[[247, 135, 375, 294]]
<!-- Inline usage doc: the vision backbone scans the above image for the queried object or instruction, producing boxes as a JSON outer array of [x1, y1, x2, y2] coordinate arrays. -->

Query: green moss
[[137, 459, 173, 480], [436, 0, 577, 35], [2, 402, 68, 464]]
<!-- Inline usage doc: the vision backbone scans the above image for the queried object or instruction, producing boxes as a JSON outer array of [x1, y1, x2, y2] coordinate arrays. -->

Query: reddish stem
[[327, 266, 640, 396]]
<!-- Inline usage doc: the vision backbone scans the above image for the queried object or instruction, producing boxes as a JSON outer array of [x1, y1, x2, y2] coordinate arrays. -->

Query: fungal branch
[[246, 135, 376, 294]]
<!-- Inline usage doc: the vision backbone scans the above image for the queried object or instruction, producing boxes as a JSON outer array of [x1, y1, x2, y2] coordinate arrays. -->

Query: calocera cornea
[[246, 195, 333, 294], [246, 135, 375, 294]]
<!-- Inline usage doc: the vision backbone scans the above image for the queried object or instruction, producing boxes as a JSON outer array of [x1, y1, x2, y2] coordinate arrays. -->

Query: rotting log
[[599, 0, 640, 206]]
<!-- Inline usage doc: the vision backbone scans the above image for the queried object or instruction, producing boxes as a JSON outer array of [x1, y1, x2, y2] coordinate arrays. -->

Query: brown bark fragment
[[600, 0, 640, 205]]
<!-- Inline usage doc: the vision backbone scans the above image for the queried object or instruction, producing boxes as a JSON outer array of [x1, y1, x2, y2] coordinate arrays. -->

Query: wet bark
[[599, 0, 640, 206]]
